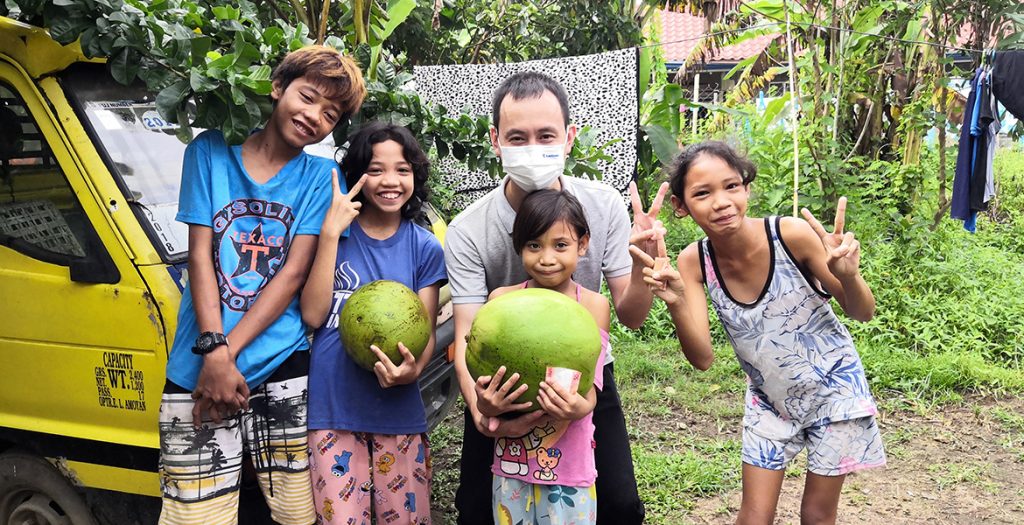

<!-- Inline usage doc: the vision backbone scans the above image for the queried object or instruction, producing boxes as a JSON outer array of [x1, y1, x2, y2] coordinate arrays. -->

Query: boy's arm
[[608, 181, 671, 329], [223, 234, 319, 355], [186, 224, 249, 426], [300, 232, 340, 328]]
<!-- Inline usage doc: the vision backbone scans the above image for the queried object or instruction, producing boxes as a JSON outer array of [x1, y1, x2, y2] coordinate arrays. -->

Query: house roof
[[659, 10, 778, 64]]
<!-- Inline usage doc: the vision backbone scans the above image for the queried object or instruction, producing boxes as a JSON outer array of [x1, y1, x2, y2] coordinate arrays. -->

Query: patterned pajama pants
[[308, 430, 432, 525]]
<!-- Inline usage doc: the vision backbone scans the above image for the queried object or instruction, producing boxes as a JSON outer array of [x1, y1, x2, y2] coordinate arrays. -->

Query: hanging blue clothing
[[951, 69, 980, 230]]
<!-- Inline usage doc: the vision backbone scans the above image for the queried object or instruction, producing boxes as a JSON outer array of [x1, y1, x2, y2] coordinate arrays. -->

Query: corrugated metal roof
[[659, 10, 778, 63]]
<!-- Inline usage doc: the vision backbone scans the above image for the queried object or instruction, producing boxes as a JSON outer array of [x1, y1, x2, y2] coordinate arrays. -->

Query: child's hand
[[320, 170, 364, 239], [630, 233, 686, 304], [475, 410, 548, 439], [473, 366, 533, 417], [537, 381, 593, 421], [191, 349, 249, 427], [370, 343, 420, 388], [802, 197, 861, 281], [627, 181, 669, 261]]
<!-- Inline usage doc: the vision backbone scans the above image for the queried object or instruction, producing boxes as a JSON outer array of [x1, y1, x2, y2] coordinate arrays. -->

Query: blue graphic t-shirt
[[307, 220, 447, 435], [168, 130, 334, 390]]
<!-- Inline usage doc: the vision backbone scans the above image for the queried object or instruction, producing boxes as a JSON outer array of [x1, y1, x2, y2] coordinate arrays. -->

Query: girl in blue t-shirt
[[474, 189, 610, 525], [300, 122, 446, 524]]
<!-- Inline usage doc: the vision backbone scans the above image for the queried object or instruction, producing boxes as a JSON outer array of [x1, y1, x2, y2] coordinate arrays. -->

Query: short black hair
[[491, 71, 570, 131], [668, 141, 757, 207], [340, 121, 430, 222], [512, 189, 589, 254]]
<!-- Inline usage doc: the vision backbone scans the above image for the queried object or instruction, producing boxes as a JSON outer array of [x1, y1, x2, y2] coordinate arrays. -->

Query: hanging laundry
[[991, 50, 1024, 121], [951, 50, 1016, 233], [951, 68, 981, 231]]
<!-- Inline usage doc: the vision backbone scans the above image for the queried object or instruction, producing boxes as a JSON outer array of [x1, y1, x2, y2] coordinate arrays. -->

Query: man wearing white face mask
[[445, 71, 669, 525]]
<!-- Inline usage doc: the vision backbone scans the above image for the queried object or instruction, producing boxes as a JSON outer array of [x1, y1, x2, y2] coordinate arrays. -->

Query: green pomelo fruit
[[339, 280, 430, 372], [466, 287, 602, 412]]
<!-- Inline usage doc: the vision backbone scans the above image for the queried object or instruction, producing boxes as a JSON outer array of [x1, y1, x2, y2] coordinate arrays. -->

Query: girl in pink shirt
[[474, 189, 611, 525]]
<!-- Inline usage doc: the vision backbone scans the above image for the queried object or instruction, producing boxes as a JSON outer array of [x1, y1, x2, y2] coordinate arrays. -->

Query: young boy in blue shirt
[[158, 46, 366, 525]]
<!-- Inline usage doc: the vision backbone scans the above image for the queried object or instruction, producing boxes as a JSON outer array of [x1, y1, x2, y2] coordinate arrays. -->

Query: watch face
[[198, 333, 213, 350]]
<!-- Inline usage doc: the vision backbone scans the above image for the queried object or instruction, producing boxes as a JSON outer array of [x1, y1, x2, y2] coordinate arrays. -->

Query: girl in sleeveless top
[[633, 141, 885, 525], [474, 189, 611, 525]]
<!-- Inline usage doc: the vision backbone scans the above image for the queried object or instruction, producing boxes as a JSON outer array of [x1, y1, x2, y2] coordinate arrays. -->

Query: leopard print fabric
[[414, 48, 639, 210]]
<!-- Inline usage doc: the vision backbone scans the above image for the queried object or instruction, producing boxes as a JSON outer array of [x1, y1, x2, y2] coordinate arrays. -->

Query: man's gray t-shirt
[[444, 174, 632, 308]]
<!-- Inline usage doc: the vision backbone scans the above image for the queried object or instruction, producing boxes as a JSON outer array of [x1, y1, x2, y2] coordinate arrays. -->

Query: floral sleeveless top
[[699, 217, 877, 431]]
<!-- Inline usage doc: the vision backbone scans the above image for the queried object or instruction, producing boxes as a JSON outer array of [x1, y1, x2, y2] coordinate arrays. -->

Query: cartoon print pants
[[493, 476, 596, 525], [308, 430, 431, 525]]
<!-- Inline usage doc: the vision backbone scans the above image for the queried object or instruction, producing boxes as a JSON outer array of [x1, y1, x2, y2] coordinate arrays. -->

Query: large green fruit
[[339, 280, 430, 372], [466, 287, 601, 412]]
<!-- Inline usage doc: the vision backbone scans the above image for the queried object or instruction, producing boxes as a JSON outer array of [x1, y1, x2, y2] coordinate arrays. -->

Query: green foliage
[[388, 0, 567, 65], [4, 0, 315, 143], [389, 0, 657, 66]]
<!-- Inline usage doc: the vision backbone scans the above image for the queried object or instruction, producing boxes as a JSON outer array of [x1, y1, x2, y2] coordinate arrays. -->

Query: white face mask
[[498, 140, 567, 192]]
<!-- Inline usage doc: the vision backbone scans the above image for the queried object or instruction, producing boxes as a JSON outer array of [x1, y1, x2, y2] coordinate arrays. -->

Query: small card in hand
[[546, 367, 582, 393]]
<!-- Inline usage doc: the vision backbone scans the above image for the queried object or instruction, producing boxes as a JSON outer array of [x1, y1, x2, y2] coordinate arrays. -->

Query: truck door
[[0, 60, 163, 496]]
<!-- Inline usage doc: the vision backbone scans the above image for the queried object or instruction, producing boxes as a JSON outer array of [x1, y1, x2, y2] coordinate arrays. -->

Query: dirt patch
[[684, 396, 1024, 524]]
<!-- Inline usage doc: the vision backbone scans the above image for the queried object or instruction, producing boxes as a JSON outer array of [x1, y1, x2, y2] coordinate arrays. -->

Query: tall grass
[[620, 146, 1024, 401]]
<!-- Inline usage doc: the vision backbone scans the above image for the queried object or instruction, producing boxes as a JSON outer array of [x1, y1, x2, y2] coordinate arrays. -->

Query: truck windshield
[[61, 63, 198, 262]]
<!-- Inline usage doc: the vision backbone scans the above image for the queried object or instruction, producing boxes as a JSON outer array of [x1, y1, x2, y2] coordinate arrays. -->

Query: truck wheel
[[0, 452, 98, 525]]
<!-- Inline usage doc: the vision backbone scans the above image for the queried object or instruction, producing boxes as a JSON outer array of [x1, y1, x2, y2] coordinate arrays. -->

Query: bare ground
[[430, 396, 1024, 524], [685, 396, 1024, 524]]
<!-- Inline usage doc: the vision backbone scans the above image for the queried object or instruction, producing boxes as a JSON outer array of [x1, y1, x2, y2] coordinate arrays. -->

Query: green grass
[[927, 461, 995, 492], [858, 346, 1024, 407], [988, 407, 1024, 463], [632, 437, 741, 523], [429, 400, 466, 525], [613, 339, 745, 423]]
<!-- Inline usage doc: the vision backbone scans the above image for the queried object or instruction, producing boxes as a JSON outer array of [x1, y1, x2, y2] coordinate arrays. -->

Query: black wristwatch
[[191, 331, 228, 355]]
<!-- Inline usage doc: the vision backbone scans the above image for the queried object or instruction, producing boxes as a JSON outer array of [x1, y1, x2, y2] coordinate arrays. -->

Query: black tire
[[0, 451, 98, 525]]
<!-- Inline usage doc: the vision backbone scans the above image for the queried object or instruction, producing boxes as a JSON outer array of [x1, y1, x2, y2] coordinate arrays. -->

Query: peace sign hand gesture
[[628, 181, 670, 261], [320, 169, 365, 239], [801, 197, 861, 280], [629, 232, 686, 304]]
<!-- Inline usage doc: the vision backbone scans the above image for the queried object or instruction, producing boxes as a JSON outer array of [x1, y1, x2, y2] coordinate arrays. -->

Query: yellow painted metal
[[0, 31, 172, 497], [0, 63, 166, 445], [59, 460, 161, 497], [0, 17, 101, 79]]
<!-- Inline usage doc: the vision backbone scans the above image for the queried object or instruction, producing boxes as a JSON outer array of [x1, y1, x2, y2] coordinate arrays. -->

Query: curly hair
[[340, 122, 430, 222]]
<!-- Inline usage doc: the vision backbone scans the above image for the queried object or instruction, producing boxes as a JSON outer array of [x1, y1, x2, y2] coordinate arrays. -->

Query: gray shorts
[[742, 415, 887, 476]]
